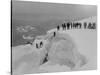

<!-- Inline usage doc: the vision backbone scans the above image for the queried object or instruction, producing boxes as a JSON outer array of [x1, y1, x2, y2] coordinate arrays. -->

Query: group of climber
[[25, 40, 43, 49], [53, 22, 71, 37], [57, 22, 82, 30], [25, 22, 73, 49], [36, 41, 43, 48], [57, 22, 70, 31]]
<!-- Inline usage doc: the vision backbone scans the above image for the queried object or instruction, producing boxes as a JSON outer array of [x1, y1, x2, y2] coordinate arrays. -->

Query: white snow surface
[[12, 16, 97, 75]]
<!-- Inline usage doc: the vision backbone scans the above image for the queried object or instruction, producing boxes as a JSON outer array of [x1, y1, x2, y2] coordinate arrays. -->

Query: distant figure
[[53, 32, 56, 37], [42, 53, 48, 64], [36, 43, 38, 48], [62, 24, 64, 30], [67, 22, 70, 30], [40, 41, 43, 48], [57, 25, 60, 30], [63, 23, 66, 30], [78, 23, 82, 29]]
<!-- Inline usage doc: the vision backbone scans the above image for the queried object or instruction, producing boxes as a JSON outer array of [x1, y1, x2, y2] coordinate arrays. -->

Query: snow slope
[[12, 16, 97, 75]]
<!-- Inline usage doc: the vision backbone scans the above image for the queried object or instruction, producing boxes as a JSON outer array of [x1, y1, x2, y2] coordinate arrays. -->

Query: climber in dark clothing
[[57, 25, 60, 31], [63, 23, 66, 30], [53, 32, 56, 37], [62, 24, 64, 30], [40, 41, 43, 48], [67, 22, 70, 30], [36, 43, 38, 48], [42, 53, 48, 64]]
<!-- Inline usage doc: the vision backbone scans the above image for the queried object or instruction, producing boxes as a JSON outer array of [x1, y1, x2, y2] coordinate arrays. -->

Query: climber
[[63, 23, 66, 30], [53, 32, 56, 37], [36, 43, 38, 48], [40, 41, 43, 48], [67, 22, 70, 30], [42, 53, 48, 64], [57, 25, 60, 31], [62, 24, 64, 30]]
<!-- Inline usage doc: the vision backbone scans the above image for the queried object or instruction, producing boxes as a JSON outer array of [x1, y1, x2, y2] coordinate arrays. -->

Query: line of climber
[[57, 22, 82, 31], [26, 22, 82, 49]]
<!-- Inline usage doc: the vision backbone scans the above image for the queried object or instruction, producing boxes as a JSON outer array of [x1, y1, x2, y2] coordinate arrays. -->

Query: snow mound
[[12, 16, 97, 74]]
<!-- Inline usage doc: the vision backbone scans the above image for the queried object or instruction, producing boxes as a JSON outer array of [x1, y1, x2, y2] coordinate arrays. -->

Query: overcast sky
[[12, 0, 97, 21]]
